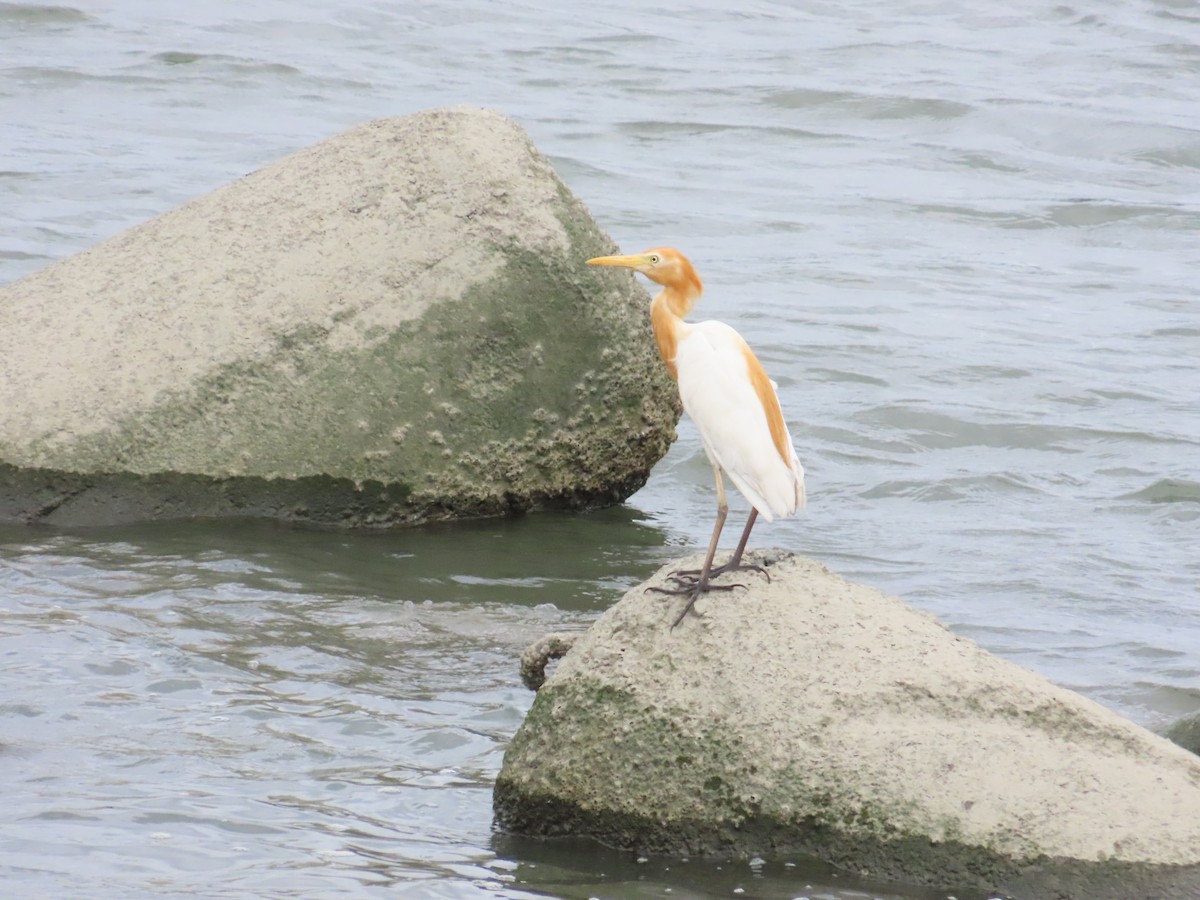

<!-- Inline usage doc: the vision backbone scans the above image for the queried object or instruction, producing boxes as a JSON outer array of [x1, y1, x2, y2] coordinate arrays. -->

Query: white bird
[[587, 247, 806, 626]]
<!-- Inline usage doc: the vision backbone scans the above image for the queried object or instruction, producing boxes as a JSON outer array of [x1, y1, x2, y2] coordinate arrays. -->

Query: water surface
[[2, 0, 1198, 896]]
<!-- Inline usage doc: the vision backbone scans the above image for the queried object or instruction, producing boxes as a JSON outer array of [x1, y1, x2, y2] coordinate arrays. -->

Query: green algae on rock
[[1166, 713, 1200, 757], [0, 107, 679, 527], [494, 551, 1200, 900]]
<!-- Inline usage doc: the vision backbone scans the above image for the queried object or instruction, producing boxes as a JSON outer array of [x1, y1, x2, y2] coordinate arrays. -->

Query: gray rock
[[0, 107, 679, 527], [494, 550, 1200, 899]]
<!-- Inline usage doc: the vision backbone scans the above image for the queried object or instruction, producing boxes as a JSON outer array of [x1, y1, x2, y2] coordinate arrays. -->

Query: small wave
[[615, 119, 735, 138], [751, 123, 848, 142], [908, 203, 1024, 225], [952, 364, 1032, 381], [0, 249, 53, 262], [867, 96, 973, 121], [1047, 201, 1193, 228], [0, 2, 92, 25], [508, 43, 614, 62], [1121, 479, 1200, 505], [150, 51, 302, 77], [1133, 143, 1200, 170], [579, 32, 666, 46], [1159, 39, 1200, 57], [6, 65, 164, 86], [999, 201, 1195, 230], [763, 88, 972, 120], [859, 472, 1037, 502], [1128, 645, 1188, 660], [154, 51, 212, 66], [1156, 8, 1200, 25], [1087, 387, 1165, 403], [855, 405, 1193, 452], [763, 87, 849, 109], [954, 151, 1023, 174], [808, 366, 888, 387]]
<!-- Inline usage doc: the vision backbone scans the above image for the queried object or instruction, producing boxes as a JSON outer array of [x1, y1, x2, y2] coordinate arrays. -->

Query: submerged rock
[[0, 106, 679, 527], [494, 551, 1200, 899], [1166, 713, 1200, 757]]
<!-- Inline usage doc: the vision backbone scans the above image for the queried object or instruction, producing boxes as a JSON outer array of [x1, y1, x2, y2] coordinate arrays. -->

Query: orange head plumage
[[586, 247, 703, 313]]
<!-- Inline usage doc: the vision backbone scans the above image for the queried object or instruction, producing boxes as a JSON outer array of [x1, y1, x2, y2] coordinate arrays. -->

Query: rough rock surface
[[0, 106, 679, 527], [494, 551, 1200, 899]]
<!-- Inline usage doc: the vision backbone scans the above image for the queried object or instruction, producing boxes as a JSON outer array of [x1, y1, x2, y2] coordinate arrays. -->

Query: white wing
[[674, 320, 805, 521]]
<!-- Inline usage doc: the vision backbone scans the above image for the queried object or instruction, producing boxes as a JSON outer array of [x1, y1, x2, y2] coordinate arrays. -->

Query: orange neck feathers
[[648, 258, 702, 381], [648, 248, 703, 317]]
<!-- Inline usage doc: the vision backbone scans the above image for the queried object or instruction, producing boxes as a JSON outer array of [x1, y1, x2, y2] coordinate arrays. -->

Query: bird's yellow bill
[[586, 254, 649, 268]]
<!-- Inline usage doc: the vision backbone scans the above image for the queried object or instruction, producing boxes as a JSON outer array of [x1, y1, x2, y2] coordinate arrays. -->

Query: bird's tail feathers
[[789, 451, 808, 511]]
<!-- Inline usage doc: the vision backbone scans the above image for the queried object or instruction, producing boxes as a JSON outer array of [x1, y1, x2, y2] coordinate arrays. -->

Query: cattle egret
[[587, 248, 805, 626]]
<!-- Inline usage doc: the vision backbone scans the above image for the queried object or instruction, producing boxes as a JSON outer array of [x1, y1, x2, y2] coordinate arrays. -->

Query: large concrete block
[[496, 551, 1200, 899], [0, 107, 679, 526]]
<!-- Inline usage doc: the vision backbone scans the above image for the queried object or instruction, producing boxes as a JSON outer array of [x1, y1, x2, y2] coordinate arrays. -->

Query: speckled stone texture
[[0, 106, 680, 527], [495, 550, 1200, 900]]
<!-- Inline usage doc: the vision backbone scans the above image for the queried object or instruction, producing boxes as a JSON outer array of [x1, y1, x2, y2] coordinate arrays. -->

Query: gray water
[[1, 1, 1198, 897]]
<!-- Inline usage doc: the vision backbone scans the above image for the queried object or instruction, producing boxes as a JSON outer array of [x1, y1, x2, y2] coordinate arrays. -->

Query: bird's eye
[[649, 254, 660, 264]]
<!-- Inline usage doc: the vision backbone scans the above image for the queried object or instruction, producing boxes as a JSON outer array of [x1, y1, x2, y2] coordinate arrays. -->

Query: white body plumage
[[675, 320, 806, 522]]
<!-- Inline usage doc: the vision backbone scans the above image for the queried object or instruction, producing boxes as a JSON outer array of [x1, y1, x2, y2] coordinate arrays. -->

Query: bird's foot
[[668, 558, 770, 587], [645, 579, 746, 628]]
